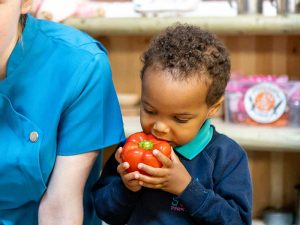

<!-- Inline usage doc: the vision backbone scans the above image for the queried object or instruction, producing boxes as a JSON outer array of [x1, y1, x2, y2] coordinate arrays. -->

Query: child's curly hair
[[141, 23, 231, 107]]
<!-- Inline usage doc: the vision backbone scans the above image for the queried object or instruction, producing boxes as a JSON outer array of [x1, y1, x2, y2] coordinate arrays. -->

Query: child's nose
[[152, 121, 170, 135]]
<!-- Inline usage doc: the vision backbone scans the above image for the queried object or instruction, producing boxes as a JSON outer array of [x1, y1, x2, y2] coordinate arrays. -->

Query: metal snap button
[[29, 131, 39, 143]]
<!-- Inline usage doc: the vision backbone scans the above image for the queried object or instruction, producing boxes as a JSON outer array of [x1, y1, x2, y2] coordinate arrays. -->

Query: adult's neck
[[0, 24, 21, 80]]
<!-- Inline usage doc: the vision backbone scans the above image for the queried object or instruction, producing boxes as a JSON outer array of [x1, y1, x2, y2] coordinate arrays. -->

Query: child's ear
[[21, 0, 33, 14], [207, 96, 224, 118]]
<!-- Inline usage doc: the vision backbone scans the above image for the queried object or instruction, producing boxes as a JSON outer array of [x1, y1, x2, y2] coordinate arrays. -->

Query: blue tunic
[[0, 15, 125, 225]]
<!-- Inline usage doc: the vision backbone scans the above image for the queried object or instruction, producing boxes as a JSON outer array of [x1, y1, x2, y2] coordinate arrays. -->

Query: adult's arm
[[37, 47, 125, 224], [39, 152, 98, 225]]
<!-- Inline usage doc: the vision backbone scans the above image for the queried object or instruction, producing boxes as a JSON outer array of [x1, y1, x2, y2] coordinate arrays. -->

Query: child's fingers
[[117, 162, 129, 175], [170, 149, 180, 161], [138, 163, 166, 177], [123, 171, 140, 181], [153, 149, 172, 168], [122, 172, 142, 192], [139, 181, 163, 190], [115, 147, 123, 163], [137, 173, 164, 187], [125, 179, 142, 192]]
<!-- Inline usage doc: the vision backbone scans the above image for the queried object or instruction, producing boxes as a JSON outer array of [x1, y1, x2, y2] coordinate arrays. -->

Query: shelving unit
[[123, 116, 300, 152], [63, 14, 300, 218], [63, 15, 300, 35]]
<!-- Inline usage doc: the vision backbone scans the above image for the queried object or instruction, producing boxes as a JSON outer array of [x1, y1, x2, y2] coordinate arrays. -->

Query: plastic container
[[225, 75, 300, 127], [225, 75, 290, 127], [263, 209, 294, 225]]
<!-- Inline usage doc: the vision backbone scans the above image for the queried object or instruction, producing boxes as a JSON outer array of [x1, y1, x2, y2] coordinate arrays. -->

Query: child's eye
[[174, 117, 189, 123], [144, 108, 156, 115]]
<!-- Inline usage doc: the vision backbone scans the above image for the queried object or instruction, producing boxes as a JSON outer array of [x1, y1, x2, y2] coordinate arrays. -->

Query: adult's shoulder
[[33, 15, 107, 56], [24, 16, 112, 105]]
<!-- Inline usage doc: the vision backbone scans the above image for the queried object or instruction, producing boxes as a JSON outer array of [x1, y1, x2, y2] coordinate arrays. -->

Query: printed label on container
[[244, 82, 286, 123]]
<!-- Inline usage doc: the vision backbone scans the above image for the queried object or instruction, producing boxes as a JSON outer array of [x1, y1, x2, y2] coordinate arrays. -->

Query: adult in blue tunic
[[0, 1, 125, 224]]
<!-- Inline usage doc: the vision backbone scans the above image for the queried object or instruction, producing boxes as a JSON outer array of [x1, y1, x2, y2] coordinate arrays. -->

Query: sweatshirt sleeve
[[177, 151, 252, 225], [92, 151, 142, 225]]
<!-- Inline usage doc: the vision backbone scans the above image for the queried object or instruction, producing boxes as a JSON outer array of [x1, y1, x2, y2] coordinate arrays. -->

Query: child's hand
[[137, 149, 192, 196], [115, 147, 142, 192]]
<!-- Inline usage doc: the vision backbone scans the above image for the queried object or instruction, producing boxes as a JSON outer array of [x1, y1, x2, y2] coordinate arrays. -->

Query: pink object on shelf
[[75, 2, 106, 18], [225, 74, 300, 127], [31, 0, 87, 22]]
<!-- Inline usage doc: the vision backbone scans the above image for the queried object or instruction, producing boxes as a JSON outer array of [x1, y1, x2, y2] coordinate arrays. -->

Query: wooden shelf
[[63, 15, 300, 36], [123, 116, 300, 152]]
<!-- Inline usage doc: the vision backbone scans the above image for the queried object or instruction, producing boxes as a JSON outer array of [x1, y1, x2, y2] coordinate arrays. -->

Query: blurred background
[[30, 1, 300, 224]]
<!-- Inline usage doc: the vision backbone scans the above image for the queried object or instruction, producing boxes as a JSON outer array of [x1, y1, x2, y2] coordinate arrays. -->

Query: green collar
[[174, 119, 213, 160]]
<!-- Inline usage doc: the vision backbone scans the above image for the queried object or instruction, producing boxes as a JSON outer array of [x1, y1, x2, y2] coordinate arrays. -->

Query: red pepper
[[121, 132, 171, 174]]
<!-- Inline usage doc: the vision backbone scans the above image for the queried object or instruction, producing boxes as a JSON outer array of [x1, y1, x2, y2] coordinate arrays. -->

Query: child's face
[[140, 69, 220, 147]]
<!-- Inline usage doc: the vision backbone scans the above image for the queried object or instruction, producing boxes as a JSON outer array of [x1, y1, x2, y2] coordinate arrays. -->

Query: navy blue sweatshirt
[[93, 127, 252, 225]]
